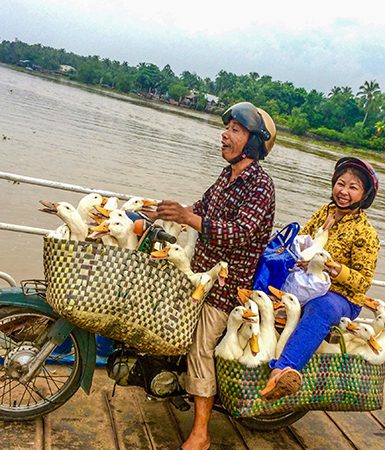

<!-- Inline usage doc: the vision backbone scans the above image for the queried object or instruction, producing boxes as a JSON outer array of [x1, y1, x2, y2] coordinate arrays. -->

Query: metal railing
[[1, 171, 384, 288]]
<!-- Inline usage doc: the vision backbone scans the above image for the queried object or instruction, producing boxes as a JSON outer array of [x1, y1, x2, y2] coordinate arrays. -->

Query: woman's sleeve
[[333, 227, 380, 294]]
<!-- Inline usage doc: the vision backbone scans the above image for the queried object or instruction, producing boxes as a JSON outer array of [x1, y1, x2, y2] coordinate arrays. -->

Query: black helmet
[[222, 102, 276, 163], [332, 157, 379, 209]]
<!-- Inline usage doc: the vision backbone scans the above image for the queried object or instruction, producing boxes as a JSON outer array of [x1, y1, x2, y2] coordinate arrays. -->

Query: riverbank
[[2, 62, 382, 166]]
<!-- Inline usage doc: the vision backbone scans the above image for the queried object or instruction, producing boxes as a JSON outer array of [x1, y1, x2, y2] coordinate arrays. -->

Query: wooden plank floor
[[1, 369, 385, 450]]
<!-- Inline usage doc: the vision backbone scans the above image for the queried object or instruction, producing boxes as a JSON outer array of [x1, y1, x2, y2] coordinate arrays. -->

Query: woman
[[260, 156, 380, 401]]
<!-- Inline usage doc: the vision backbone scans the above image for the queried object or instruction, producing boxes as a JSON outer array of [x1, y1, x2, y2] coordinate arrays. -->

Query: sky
[[2, 0, 385, 94]]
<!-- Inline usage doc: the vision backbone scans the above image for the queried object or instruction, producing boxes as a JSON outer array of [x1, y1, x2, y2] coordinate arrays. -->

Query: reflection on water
[[1, 65, 384, 296]]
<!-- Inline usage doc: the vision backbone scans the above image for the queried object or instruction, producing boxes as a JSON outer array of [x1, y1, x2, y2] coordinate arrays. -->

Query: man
[[144, 102, 276, 450]]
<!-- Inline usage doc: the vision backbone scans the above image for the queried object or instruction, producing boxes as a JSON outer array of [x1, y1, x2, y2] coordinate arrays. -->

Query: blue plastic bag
[[253, 222, 300, 293]]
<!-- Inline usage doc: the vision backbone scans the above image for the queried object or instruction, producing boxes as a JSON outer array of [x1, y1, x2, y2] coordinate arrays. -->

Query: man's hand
[[156, 200, 190, 224]]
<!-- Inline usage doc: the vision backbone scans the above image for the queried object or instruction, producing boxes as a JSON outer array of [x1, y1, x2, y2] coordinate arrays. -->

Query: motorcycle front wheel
[[0, 306, 83, 420], [236, 410, 307, 431]]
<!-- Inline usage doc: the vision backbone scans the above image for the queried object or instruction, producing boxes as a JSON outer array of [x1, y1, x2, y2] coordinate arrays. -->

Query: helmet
[[332, 157, 379, 209], [222, 102, 276, 163]]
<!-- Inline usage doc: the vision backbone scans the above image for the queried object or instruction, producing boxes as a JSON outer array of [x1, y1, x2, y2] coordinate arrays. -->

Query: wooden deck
[[1, 370, 385, 449]]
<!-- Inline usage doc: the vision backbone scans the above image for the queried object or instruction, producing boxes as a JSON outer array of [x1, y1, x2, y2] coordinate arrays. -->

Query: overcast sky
[[2, 0, 385, 94]]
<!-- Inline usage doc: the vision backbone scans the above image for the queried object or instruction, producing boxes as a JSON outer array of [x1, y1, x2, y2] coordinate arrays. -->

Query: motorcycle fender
[[0, 287, 96, 394]]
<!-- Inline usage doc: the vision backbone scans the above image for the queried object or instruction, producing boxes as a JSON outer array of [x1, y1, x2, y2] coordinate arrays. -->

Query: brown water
[[1, 65, 384, 298]]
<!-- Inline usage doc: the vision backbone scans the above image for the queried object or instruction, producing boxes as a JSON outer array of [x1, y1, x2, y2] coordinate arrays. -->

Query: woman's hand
[[325, 258, 342, 278]]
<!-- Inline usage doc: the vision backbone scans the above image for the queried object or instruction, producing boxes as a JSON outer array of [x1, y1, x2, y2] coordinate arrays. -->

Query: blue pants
[[270, 291, 362, 371]]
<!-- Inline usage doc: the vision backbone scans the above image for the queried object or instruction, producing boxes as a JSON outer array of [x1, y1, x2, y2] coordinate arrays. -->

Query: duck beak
[[250, 334, 260, 355], [101, 197, 109, 206], [242, 310, 257, 322], [325, 259, 340, 268], [89, 221, 110, 238], [364, 296, 380, 312], [268, 286, 286, 300], [95, 205, 112, 217], [143, 199, 157, 208], [39, 200, 59, 214], [237, 288, 252, 304], [191, 283, 206, 302], [150, 247, 170, 259], [272, 299, 284, 310], [346, 322, 360, 333], [275, 317, 287, 328], [87, 212, 105, 224], [368, 336, 382, 354], [218, 266, 229, 287]]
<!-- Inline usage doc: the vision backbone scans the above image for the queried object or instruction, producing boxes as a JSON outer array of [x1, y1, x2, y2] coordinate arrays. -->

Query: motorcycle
[[0, 218, 306, 431]]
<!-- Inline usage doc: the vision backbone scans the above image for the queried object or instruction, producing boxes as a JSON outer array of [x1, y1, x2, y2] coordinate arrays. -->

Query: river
[[1, 65, 384, 298]]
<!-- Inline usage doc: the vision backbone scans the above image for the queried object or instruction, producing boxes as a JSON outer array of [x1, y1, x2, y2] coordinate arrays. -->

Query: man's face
[[221, 119, 250, 162]]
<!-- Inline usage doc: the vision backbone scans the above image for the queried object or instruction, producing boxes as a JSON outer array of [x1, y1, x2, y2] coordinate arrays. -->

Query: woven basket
[[216, 354, 385, 416], [43, 237, 202, 355]]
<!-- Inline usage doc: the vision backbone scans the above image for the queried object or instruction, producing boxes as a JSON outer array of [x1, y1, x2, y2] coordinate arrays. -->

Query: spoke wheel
[[0, 307, 83, 420], [237, 410, 307, 431]]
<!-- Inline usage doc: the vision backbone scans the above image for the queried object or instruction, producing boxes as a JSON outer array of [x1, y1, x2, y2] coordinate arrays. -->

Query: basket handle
[[330, 326, 347, 354]]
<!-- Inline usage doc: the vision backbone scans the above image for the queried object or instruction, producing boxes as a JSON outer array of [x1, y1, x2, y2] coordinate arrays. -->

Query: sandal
[[260, 367, 302, 401]]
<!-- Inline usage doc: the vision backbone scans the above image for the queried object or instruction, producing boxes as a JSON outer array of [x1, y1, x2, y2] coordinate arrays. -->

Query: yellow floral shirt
[[300, 203, 380, 306]]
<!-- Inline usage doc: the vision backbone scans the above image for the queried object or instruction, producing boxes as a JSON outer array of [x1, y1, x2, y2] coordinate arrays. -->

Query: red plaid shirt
[[191, 160, 275, 313]]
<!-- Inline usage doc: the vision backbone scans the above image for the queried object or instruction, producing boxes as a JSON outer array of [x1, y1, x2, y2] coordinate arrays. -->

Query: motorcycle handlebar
[[151, 227, 177, 244]]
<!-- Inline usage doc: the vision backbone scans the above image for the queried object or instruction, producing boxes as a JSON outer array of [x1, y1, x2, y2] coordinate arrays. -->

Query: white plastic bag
[[290, 234, 313, 260], [281, 267, 330, 306]]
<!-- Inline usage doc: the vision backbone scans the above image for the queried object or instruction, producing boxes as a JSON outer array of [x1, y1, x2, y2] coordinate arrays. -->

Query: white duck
[[189, 261, 228, 292], [77, 193, 106, 221], [103, 196, 119, 210], [90, 216, 137, 250], [346, 322, 383, 356], [268, 287, 302, 359], [363, 296, 385, 316], [238, 289, 278, 361], [121, 197, 157, 212], [348, 316, 385, 364], [215, 306, 257, 361], [300, 215, 335, 262], [183, 225, 199, 261], [238, 300, 266, 368], [282, 250, 337, 305], [39, 201, 88, 241], [355, 313, 385, 336], [150, 245, 228, 295], [151, 243, 194, 277]]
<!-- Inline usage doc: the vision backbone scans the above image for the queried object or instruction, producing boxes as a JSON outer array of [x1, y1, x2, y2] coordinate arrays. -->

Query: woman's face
[[332, 170, 365, 210], [221, 119, 250, 162]]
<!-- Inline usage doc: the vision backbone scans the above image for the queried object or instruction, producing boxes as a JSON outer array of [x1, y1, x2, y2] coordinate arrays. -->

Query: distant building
[[59, 64, 76, 73]]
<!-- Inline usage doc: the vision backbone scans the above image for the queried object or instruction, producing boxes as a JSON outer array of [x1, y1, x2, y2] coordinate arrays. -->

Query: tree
[[168, 82, 189, 103], [180, 71, 203, 90], [357, 80, 381, 125], [287, 108, 310, 135], [136, 63, 161, 93]]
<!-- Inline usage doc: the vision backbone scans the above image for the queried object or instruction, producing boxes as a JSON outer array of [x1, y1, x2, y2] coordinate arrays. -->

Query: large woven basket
[[216, 354, 385, 416], [43, 237, 202, 355]]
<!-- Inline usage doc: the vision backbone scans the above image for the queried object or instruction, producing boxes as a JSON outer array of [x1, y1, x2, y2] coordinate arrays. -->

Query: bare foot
[[180, 431, 210, 450]]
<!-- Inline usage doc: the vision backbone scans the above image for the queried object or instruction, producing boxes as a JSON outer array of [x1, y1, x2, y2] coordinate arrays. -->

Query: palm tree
[[357, 80, 381, 125], [328, 86, 342, 97]]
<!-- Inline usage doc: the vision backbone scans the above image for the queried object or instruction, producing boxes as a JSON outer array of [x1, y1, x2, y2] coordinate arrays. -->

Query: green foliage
[[1, 38, 384, 151], [168, 82, 189, 102], [287, 108, 310, 135]]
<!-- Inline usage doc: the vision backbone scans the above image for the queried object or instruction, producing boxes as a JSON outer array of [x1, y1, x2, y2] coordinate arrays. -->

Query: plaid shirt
[[191, 160, 275, 314]]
